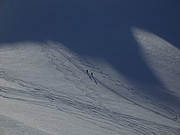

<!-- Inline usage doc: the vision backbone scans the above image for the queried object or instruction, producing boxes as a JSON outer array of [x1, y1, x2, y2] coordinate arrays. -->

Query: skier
[[86, 70, 88, 73]]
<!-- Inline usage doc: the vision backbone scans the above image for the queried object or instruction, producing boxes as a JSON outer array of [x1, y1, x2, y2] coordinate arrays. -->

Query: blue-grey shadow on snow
[[0, 0, 180, 107]]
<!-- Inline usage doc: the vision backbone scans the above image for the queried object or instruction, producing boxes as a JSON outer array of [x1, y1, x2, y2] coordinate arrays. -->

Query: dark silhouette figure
[[86, 70, 88, 73], [91, 73, 93, 76]]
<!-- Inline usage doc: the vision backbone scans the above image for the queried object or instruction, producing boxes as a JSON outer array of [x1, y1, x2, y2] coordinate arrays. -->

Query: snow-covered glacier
[[0, 41, 179, 135]]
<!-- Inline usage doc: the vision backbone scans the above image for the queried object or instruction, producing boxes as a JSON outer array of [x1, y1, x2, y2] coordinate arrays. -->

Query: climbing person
[[90, 72, 97, 84], [91, 72, 93, 76]]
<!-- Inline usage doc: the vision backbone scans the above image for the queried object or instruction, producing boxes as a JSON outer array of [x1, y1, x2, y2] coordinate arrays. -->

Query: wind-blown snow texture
[[0, 0, 180, 135], [0, 42, 179, 135]]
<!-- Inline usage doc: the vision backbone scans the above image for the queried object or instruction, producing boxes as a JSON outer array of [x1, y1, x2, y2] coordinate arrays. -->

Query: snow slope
[[0, 42, 179, 135], [0, 0, 180, 134]]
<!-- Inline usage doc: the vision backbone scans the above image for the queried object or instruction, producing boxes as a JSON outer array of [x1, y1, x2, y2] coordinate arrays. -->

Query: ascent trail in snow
[[43, 43, 179, 122], [0, 43, 179, 135], [1, 0, 180, 134], [86, 72, 93, 81], [86, 71, 98, 84], [91, 74, 98, 85], [94, 77, 179, 121]]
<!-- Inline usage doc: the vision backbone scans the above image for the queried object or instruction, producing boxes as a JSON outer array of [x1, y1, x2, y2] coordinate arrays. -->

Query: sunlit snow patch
[[132, 27, 180, 98]]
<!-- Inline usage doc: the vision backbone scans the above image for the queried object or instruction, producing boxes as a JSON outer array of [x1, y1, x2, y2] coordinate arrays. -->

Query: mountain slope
[[0, 42, 179, 135]]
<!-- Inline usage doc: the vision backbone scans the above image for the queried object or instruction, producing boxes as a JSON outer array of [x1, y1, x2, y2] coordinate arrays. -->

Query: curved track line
[[45, 43, 179, 121]]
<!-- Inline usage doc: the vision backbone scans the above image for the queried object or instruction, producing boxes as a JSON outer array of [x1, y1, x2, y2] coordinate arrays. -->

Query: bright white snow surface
[[0, 41, 179, 135]]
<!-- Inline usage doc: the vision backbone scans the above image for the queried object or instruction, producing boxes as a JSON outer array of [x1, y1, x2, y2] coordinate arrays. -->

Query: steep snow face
[[0, 42, 180, 135], [0, 0, 180, 134], [0, 0, 180, 86], [132, 28, 180, 112], [132, 27, 180, 97]]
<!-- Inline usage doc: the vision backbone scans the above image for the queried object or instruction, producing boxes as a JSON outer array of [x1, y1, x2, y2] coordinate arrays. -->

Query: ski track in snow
[[0, 75, 179, 135], [0, 43, 179, 135], [43, 43, 179, 120]]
